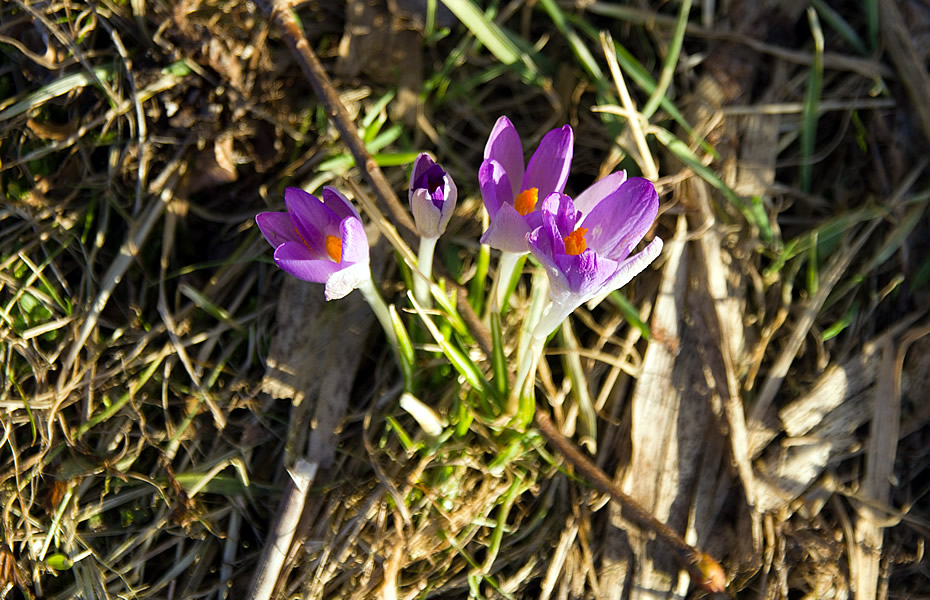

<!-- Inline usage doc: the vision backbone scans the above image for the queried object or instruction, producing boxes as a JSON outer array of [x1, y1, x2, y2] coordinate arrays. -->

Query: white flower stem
[[508, 331, 545, 415], [414, 235, 438, 308], [507, 271, 550, 415], [489, 251, 522, 314], [533, 300, 574, 342], [358, 273, 399, 360]]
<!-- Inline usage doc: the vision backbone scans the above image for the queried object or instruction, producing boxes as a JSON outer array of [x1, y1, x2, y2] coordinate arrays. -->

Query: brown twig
[[532, 408, 726, 593], [256, 0, 417, 237]]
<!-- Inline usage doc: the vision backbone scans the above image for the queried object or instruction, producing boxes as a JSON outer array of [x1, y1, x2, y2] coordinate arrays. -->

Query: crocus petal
[[527, 220, 563, 288], [531, 194, 616, 301], [339, 215, 370, 265], [555, 249, 618, 300], [410, 188, 442, 238], [527, 186, 663, 339], [409, 154, 456, 238], [256, 211, 302, 248], [478, 159, 513, 219], [532, 240, 661, 339], [573, 170, 627, 216], [539, 192, 579, 242], [480, 202, 534, 253], [273, 241, 341, 284], [321, 186, 361, 221], [522, 125, 573, 199], [410, 153, 434, 190], [597, 236, 664, 297], [581, 177, 658, 261], [484, 116, 524, 198], [323, 261, 371, 301], [285, 188, 338, 252], [438, 174, 457, 229]]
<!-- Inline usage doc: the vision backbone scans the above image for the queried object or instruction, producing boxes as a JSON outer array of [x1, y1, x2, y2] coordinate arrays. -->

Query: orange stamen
[[563, 227, 588, 256], [325, 235, 342, 262], [514, 188, 539, 216]]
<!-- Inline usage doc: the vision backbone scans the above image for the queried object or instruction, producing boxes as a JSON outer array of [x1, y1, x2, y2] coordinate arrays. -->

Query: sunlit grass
[[0, 0, 926, 597]]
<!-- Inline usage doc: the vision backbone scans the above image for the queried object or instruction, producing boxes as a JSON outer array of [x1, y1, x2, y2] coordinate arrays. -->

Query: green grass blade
[[409, 292, 494, 400], [652, 126, 775, 244], [538, 0, 604, 81], [765, 205, 879, 276], [865, 0, 879, 51], [430, 281, 469, 337], [468, 238, 491, 314], [567, 15, 707, 149], [641, 0, 691, 120], [609, 291, 650, 339], [386, 415, 421, 453], [0, 65, 115, 121], [800, 8, 824, 193], [490, 311, 508, 398], [390, 305, 417, 393], [480, 474, 525, 572], [807, 230, 819, 295], [811, 0, 868, 56], [439, 0, 542, 84], [179, 283, 244, 331], [821, 301, 859, 341]]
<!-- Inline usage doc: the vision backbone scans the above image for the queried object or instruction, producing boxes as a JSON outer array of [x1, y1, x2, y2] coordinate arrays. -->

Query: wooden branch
[[256, 0, 417, 237]]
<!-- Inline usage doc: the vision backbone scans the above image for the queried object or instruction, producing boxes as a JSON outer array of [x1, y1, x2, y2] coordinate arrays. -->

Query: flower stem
[[489, 251, 522, 315], [357, 274, 399, 360], [507, 272, 550, 416], [508, 332, 544, 415], [414, 235, 438, 308]]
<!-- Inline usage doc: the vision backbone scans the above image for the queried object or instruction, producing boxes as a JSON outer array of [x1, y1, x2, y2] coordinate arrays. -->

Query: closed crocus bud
[[409, 153, 457, 239]]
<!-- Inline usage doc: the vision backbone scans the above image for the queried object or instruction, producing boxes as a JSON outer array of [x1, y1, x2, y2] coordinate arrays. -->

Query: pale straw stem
[[246, 459, 318, 600]]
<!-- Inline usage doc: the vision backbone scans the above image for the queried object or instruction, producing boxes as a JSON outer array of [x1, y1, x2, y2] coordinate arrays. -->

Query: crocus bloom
[[256, 186, 370, 301], [479, 116, 573, 253], [527, 177, 663, 337], [409, 153, 457, 239]]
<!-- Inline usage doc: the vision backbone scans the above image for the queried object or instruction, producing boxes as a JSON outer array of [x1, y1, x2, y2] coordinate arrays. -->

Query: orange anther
[[563, 227, 588, 255], [514, 188, 539, 216], [325, 234, 342, 262]]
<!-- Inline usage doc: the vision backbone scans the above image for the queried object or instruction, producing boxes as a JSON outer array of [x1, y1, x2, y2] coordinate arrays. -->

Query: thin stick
[[246, 459, 318, 600], [532, 408, 725, 592], [256, 0, 416, 237], [600, 31, 658, 181]]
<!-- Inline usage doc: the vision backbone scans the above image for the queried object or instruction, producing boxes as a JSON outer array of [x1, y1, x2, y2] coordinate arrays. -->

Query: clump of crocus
[[256, 186, 370, 301], [408, 153, 457, 306], [478, 116, 573, 310]]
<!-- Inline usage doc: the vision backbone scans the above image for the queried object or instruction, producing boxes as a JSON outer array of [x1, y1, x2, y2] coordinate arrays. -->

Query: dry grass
[[2, 0, 930, 599]]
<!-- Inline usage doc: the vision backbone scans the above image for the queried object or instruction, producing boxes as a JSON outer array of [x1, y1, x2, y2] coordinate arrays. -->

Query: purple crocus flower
[[527, 177, 663, 336], [479, 116, 573, 253], [409, 153, 457, 239], [256, 186, 370, 300]]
